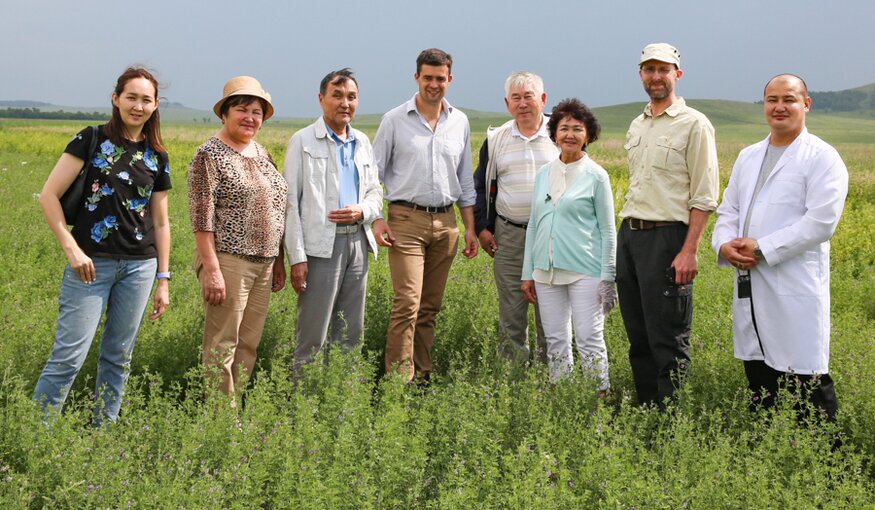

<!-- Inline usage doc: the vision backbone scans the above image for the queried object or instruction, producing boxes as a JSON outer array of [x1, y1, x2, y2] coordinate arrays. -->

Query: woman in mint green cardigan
[[521, 98, 617, 395]]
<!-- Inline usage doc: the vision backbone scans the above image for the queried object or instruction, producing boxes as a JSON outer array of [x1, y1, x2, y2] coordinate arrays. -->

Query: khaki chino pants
[[384, 204, 459, 380], [197, 251, 272, 395]]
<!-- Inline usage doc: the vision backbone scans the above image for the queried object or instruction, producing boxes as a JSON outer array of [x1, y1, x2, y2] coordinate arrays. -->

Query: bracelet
[[156, 271, 172, 281]]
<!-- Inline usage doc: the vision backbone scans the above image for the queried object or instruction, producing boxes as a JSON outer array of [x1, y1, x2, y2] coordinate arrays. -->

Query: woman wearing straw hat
[[188, 76, 287, 397]]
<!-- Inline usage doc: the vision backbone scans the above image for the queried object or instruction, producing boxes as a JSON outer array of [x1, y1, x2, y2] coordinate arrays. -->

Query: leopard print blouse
[[188, 137, 287, 259]]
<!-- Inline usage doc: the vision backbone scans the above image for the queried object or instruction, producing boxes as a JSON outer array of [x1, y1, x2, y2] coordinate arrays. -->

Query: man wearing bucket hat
[[283, 68, 384, 374], [189, 76, 288, 398], [616, 43, 719, 409]]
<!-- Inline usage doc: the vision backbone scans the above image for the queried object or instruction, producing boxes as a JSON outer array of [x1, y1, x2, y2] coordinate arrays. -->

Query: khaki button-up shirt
[[619, 98, 719, 223]]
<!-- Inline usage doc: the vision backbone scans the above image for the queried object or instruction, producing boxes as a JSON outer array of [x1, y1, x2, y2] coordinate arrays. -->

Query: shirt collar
[[510, 114, 550, 140], [407, 94, 454, 115], [644, 97, 686, 118], [322, 117, 355, 143]]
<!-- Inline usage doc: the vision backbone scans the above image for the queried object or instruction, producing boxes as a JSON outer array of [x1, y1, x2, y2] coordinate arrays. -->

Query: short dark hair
[[547, 98, 601, 150], [220, 95, 269, 117], [416, 48, 453, 74], [764, 73, 809, 96], [320, 68, 358, 95]]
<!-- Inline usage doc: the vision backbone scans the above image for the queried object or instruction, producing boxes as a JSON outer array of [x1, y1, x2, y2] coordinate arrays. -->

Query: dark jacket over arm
[[473, 139, 496, 234]]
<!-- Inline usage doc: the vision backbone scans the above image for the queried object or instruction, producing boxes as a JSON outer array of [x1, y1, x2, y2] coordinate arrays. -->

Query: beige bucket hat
[[213, 76, 274, 120]]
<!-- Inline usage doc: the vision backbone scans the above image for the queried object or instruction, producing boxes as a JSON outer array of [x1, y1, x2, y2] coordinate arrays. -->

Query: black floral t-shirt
[[65, 125, 172, 259]]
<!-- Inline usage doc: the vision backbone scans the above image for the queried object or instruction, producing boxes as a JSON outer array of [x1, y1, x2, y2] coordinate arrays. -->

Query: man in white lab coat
[[712, 74, 848, 420]]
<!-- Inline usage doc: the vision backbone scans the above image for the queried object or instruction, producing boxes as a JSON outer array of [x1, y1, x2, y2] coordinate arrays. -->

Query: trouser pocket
[[661, 283, 692, 327]]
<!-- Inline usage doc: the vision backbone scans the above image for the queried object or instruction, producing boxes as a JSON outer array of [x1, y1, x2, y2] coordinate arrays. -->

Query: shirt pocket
[[652, 136, 687, 173], [303, 145, 330, 187], [624, 135, 642, 166], [768, 173, 806, 207], [442, 136, 464, 170]]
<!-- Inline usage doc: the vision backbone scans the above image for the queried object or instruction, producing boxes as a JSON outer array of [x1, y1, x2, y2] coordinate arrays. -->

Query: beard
[[644, 79, 673, 101]]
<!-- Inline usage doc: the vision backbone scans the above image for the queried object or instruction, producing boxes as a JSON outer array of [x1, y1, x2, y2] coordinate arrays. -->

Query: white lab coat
[[711, 128, 848, 374]]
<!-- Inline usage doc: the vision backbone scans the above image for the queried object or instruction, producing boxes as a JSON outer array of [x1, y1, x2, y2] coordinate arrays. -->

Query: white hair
[[504, 71, 544, 98]]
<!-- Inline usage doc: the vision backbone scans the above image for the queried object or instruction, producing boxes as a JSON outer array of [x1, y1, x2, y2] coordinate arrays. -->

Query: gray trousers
[[493, 218, 547, 364], [294, 228, 368, 369]]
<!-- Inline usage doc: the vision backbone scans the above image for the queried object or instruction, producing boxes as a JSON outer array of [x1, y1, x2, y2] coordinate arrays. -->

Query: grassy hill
[[5, 84, 874, 145]]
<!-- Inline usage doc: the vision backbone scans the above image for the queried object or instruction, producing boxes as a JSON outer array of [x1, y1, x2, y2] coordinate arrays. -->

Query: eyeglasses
[[640, 66, 676, 75]]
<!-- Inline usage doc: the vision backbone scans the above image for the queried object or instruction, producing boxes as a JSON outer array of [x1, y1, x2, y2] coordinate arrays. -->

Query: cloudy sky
[[4, 0, 874, 117]]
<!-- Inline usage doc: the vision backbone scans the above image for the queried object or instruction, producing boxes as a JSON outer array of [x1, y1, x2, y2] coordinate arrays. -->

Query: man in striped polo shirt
[[474, 72, 559, 364]]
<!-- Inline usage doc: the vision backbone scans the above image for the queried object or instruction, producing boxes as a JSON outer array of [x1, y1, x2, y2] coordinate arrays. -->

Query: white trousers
[[535, 277, 609, 389]]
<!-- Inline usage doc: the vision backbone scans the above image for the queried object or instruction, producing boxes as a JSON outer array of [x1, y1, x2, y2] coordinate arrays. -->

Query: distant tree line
[[756, 89, 872, 112], [0, 108, 110, 120], [809, 90, 871, 112]]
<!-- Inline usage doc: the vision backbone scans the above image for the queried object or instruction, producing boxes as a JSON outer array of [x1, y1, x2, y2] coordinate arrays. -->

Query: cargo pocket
[[662, 283, 692, 327]]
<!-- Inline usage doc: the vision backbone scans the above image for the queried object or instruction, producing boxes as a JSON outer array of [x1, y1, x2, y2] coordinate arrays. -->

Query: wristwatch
[[156, 271, 172, 281], [753, 242, 763, 260]]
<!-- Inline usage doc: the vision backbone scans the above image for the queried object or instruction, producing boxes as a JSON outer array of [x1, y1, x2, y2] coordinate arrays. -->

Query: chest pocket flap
[[302, 145, 329, 159], [653, 136, 687, 172]]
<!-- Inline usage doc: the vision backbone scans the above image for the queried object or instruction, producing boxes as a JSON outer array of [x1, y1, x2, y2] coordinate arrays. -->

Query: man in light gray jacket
[[284, 68, 385, 372]]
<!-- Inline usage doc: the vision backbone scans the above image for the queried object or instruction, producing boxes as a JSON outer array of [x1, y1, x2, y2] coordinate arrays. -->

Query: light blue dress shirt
[[326, 122, 360, 209], [373, 94, 475, 208]]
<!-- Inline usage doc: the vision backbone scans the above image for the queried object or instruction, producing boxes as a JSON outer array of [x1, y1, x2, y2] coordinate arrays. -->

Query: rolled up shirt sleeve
[[686, 121, 719, 212]]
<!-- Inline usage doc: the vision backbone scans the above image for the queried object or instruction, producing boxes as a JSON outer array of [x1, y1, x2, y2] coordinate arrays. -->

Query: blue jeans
[[33, 257, 157, 426]]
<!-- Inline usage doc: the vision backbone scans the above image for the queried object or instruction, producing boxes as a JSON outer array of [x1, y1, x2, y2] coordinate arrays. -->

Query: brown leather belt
[[626, 218, 685, 230], [390, 200, 452, 214]]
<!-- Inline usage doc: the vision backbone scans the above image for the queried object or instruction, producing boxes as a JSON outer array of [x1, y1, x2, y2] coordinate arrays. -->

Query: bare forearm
[[459, 206, 475, 232], [681, 208, 711, 255], [194, 231, 221, 272], [38, 192, 81, 256]]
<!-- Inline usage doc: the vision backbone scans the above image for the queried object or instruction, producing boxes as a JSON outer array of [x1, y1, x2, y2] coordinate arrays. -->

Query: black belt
[[390, 200, 452, 214], [497, 214, 527, 229], [625, 218, 685, 230]]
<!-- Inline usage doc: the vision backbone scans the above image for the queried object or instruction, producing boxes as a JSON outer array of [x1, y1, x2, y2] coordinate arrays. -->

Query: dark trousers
[[616, 220, 692, 408], [743, 360, 838, 422]]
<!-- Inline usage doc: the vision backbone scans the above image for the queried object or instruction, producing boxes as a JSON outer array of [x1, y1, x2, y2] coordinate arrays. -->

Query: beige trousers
[[384, 204, 459, 380], [197, 251, 272, 395]]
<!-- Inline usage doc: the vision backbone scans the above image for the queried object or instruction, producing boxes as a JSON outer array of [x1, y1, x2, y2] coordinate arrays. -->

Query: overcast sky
[[4, 0, 874, 117]]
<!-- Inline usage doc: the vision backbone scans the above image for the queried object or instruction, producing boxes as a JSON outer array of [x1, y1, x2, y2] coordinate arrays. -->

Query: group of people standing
[[32, 42, 848, 426]]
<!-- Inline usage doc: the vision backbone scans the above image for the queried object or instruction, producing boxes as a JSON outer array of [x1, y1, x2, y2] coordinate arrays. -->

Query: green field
[[1, 110, 874, 508]]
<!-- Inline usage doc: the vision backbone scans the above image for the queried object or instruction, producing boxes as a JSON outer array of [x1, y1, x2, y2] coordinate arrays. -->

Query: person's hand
[[670, 249, 699, 284], [328, 205, 363, 225], [478, 230, 497, 258], [462, 229, 479, 259], [149, 280, 169, 320], [66, 245, 96, 283], [597, 280, 617, 315], [291, 262, 308, 294], [521, 280, 537, 304], [719, 238, 759, 270], [271, 258, 286, 292], [202, 268, 226, 305], [372, 218, 395, 247]]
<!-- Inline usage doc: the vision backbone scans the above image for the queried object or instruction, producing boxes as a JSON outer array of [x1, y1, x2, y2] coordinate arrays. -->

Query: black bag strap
[[82, 125, 99, 174]]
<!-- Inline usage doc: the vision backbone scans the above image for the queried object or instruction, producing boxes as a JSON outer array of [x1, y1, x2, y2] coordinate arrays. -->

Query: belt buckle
[[629, 218, 642, 230]]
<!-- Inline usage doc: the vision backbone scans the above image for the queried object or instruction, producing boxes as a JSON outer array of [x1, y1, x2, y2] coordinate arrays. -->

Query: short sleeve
[[63, 126, 99, 162], [153, 151, 173, 192]]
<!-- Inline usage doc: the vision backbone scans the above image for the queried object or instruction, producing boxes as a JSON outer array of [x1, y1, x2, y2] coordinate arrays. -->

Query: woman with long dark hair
[[34, 67, 172, 426]]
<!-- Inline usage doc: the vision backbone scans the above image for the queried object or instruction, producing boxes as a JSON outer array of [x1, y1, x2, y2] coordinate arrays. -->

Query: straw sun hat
[[212, 76, 274, 120]]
